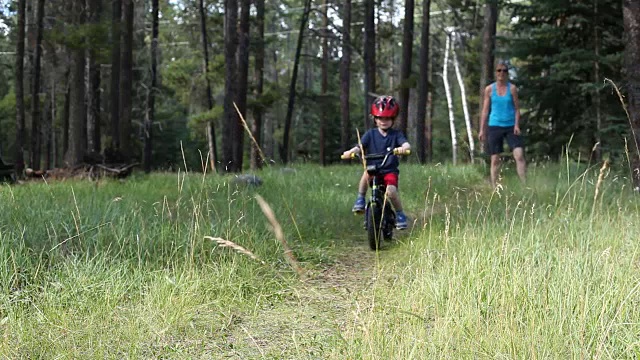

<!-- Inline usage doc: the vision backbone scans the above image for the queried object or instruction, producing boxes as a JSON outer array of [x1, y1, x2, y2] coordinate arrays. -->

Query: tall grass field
[[0, 159, 639, 358]]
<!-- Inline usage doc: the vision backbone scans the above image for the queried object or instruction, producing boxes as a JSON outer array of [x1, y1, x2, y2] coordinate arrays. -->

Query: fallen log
[[24, 163, 139, 181], [93, 163, 139, 179]]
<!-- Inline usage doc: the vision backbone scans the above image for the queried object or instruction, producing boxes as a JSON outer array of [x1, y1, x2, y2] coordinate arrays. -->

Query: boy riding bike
[[341, 95, 411, 230]]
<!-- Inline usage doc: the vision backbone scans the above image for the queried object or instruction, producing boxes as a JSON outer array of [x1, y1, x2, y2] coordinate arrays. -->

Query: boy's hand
[[393, 147, 410, 155], [341, 150, 355, 160]]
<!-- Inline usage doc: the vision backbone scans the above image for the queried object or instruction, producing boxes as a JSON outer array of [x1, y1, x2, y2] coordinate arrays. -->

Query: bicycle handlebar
[[340, 148, 411, 160]]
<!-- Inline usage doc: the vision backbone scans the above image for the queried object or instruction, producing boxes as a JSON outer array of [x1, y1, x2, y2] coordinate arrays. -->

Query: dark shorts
[[368, 172, 399, 187], [488, 126, 524, 155]]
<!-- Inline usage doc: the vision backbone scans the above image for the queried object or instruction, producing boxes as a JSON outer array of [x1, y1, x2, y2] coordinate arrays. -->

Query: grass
[[0, 159, 639, 358]]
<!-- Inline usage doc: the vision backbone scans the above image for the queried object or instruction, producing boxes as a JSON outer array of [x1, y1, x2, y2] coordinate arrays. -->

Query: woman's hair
[[496, 60, 509, 69]]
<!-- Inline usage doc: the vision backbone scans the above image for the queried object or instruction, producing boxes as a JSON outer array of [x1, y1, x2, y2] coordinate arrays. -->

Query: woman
[[479, 61, 526, 188]]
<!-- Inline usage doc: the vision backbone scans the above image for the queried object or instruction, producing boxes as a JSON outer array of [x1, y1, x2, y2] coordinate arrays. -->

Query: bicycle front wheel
[[382, 204, 395, 242], [367, 204, 383, 250]]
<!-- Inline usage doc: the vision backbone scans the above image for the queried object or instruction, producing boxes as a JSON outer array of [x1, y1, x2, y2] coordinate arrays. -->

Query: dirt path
[[220, 242, 380, 358]]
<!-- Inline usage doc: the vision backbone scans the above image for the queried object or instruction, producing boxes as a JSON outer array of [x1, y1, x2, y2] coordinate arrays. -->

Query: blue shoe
[[352, 196, 365, 213], [396, 211, 408, 230]]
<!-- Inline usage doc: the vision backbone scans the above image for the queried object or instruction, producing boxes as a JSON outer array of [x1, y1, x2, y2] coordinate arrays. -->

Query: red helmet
[[371, 95, 399, 117]]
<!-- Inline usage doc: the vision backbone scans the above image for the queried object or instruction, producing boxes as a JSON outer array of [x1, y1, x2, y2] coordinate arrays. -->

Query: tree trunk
[[593, 0, 602, 162], [319, 0, 329, 166], [44, 78, 54, 170], [303, 55, 311, 93], [623, 0, 640, 188], [388, 0, 395, 90], [479, 0, 498, 153], [62, 67, 70, 163], [427, 68, 433, 163], [251, 0, 265, 170], [199, 0, 217, 172], [110, 0, 121, 150], [234, 0, 250, 171], [443, 33, 457, 165], [65, 0, 86, 166], [119, 0, 134, 160], [281, 0, 312, 164], [263, 21, 278, 161], [145, 0, 159, 173], [29, 0, 45, 170], [87, 0, 102, 155], [416, 0, 430, 163], [451, 32, 474, 162], [222, 0, 238, 171], [340, 0, 352, 152], [398, 0, 415, 135], [15, 0, 26, 176], [363, 0, 376, 130]]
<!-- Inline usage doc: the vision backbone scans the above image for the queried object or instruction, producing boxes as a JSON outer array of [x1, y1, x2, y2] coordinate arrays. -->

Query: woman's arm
[[479, 85, 492, 140]]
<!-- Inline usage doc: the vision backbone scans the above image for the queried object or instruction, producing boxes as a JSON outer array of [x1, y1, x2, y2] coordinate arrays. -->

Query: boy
[[342, 95, 411, 229]]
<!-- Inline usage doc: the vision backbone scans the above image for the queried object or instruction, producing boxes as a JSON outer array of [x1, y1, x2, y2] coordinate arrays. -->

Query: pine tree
[[508, 0, 625, 160]]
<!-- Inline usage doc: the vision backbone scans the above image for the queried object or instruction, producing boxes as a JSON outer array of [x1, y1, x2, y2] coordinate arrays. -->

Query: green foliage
[[0, 90, 16, 158], [249, 82, 283, 112], [149, 90, 202, 170], [0, 0, 632, 172], [506, 0, 626, 161], [162, 57, 202, 107], [46, 22, 108, 52], [188, 105, 223, 130]]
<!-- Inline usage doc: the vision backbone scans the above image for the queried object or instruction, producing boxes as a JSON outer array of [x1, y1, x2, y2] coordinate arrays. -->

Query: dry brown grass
[[206, 236, 264, 264], [234, 102, 267, 166], [254, 195, 305, 278]]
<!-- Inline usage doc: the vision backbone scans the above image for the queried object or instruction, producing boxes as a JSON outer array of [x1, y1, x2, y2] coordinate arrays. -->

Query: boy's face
[[374, 116, 395, 130]]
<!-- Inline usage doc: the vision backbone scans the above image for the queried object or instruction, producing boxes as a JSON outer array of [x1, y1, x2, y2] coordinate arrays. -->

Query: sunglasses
[[496, 69, 508, 73]]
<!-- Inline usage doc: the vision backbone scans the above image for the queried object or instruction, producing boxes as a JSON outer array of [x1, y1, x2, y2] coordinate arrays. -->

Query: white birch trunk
[[51, 78, 56, 168], [442, 32, 457, 165], [451, 32, 475, 162]]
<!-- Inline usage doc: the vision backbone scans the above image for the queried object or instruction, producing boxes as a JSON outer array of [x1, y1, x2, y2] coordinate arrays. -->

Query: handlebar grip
[[393, 148, 411, 156]]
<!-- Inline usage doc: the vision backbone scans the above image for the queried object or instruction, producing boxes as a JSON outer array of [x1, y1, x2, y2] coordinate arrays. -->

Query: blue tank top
[[488, 82, 516, 127]]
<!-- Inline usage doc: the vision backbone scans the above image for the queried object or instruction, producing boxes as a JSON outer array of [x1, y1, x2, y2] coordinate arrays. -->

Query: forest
[[3, 1, 640, 357], [0, 0, 638, 176]]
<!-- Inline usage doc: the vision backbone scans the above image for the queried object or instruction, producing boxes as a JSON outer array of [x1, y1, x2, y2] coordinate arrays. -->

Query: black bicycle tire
[[383, 204, 394, 241], [367, 204, 382, 250]]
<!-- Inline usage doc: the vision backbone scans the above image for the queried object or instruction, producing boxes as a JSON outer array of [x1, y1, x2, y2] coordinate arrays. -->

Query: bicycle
[[342, 148, 410, 250]]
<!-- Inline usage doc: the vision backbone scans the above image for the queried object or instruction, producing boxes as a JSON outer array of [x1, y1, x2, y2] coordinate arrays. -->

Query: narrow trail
[[220, 241, 383, 358]]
